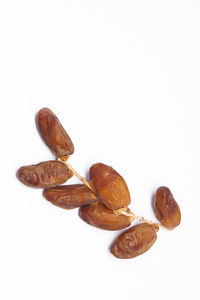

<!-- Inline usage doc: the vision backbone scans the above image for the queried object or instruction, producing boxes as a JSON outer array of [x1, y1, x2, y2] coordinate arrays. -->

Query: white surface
[[0, 1, 200, 299]]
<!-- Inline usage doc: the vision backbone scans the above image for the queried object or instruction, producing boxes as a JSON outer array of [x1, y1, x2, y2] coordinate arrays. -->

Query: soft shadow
[[108, 231, 119, 253], [85, 170, 90, 182], [151, 191, 156, 211]]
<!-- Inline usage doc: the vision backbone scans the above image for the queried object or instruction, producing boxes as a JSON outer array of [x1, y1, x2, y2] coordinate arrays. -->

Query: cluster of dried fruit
[[17, 108, 181, 259]]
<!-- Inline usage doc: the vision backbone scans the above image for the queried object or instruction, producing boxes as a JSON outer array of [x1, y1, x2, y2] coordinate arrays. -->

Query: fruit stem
[[115, 208, 172, 230], [58, 158, 171, 231], [58, 158, 95, 192]]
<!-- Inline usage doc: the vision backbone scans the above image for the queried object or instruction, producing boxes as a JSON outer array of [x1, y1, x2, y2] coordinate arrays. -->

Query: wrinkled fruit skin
[[17, 161, 73, 188], [79, 201, 131, 231], [43, 184, 97, 209], [36, 107, 74, 158], [110, 223, 157, 259], [154, 186, 181, 229], [89, 163, 131, 211]]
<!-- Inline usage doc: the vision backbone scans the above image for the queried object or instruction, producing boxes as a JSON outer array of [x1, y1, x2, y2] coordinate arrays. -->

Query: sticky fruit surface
[[36, 107, 74, 158], [154, 186, 181, 229], [17, 160, 73, 188], [89, 163, 131, 211], [44, 184, 96, 209], [110, 223, 157, 259], [79, 200, 131, 231]]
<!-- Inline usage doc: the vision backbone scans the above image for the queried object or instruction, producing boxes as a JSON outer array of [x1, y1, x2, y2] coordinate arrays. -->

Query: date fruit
[[110, 223, 157, 259], [89, 163, 131, 211], [36, 107, 74, 158], [17, 160, 73, 188], [154, 186, 181, 229], [79, 201, 131, 230], [43, 184, 97, 209]]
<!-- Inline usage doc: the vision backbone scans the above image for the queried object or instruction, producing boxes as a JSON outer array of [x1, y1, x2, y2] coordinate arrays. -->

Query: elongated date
[[110, 223, 157, 259], [43, 184, 96, 209], [79, 201, 131, 231], [36, 107, 74, 158], [154, 186, 181, 229], [89, 163, 131, 211], [17, 160, 73, 188]]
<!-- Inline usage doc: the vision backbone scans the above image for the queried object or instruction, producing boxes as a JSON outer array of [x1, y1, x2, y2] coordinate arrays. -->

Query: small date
[[79, 200, 131, 231], [154, 186, 181, 229], [43, 184, 96, 209], [110, 223, 157, 259], [89, 163, 131, 211], [36, 107, 74, 158], [17, 160, 73, 188]]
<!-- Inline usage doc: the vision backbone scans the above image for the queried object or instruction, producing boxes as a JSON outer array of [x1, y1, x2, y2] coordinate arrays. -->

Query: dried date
[[110, 223, 157, 259], [154, 186, 181, 229], [36, 107, 74, 158], [43, 184, 96, 209], [79, 200, 131, 231], [89, 163, 131, 211], [17, 160, 73, 188], [17, 107, 182, 259]]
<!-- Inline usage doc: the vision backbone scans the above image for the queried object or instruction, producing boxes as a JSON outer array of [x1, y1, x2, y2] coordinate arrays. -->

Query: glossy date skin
[[154, 186, 181, 229], [89, 163, 131, 211], [43, 184, 97, 209], [110, 223, 157, 259], [79, 201, 131, 231], [36, 107, 74, 158], [17, 160, 73, 188]]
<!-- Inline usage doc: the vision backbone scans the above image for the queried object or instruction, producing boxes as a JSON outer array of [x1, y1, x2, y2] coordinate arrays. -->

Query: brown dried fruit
[[110, 223, 157, 259], [89, 163, 131, 211], [154, 186, 181, 229], [17, 160, 73, 188], [36, 107, 74, 158], [79, 200, 131, 231], [43, 184, 97, 209]]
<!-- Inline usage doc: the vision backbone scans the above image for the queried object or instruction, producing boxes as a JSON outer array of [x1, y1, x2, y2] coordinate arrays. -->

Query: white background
[[0, 1, 200, 299]]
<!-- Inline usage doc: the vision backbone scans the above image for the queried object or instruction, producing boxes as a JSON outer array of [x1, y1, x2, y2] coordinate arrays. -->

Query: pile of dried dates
[[17, 108, 181, 259]]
